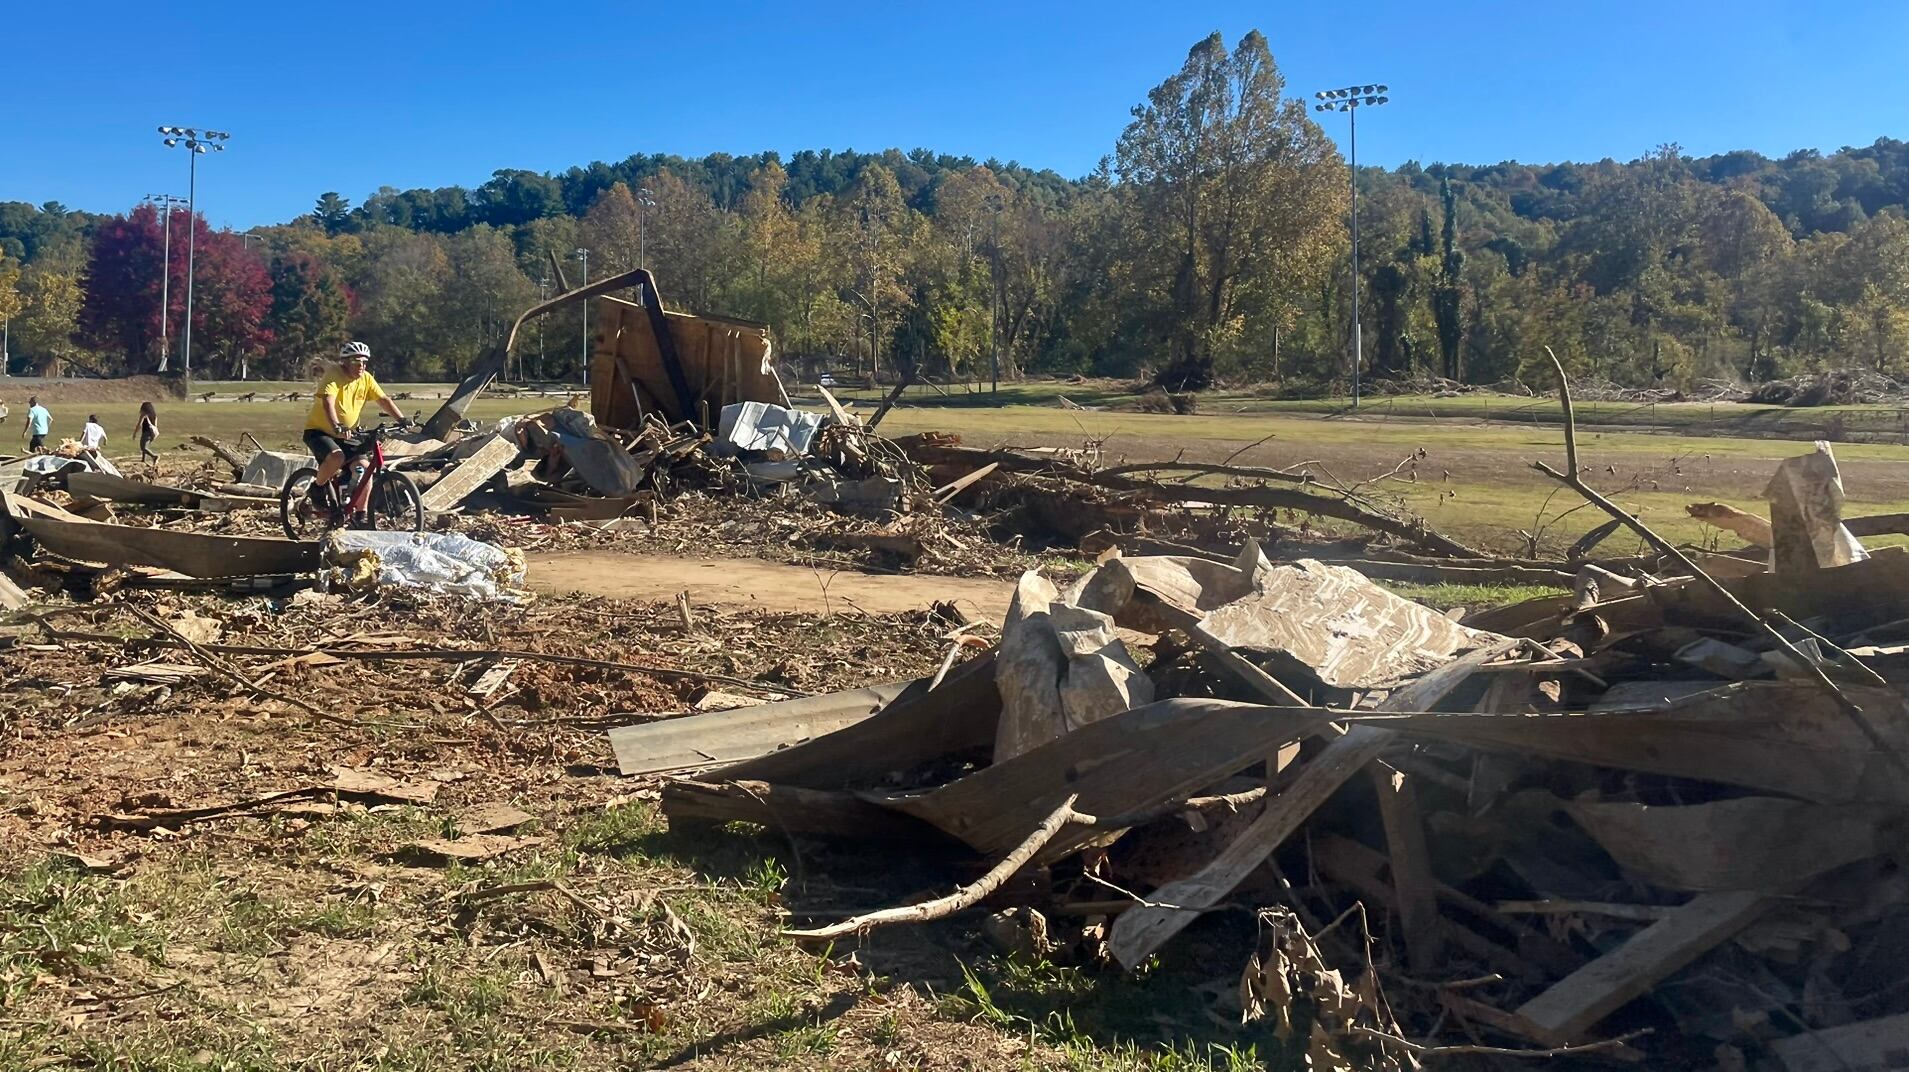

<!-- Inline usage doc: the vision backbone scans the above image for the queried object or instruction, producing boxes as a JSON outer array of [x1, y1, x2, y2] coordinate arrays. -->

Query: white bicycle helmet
[[339, 341, 372, 360]]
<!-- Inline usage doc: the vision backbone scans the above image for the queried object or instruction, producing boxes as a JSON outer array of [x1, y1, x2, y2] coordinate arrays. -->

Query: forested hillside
[[2, 30, 1905, 390]]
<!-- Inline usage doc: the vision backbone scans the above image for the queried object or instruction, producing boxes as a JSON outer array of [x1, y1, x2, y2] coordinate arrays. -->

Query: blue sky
[[7, 0, 1905, 229]]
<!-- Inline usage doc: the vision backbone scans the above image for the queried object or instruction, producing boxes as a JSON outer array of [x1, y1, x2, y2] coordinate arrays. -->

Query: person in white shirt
[[80, 414, 108, 456]]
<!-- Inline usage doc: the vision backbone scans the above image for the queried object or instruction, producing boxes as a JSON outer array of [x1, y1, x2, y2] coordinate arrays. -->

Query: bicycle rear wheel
[[280, 468, 327, 540], [370, 471, 424, 533]]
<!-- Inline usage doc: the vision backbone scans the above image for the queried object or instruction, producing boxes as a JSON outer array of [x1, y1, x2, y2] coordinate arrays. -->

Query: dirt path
[[528, 551, 1013, 620]]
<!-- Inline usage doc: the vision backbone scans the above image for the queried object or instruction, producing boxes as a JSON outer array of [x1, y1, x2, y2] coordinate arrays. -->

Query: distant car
[[818, 374, 837, 388]]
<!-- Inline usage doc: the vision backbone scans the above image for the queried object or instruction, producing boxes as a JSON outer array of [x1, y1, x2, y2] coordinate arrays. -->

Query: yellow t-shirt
[[305, 372, 388, 433]]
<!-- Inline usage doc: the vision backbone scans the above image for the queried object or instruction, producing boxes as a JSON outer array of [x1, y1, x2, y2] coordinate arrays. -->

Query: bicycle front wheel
[[370, 471, 424, 533]]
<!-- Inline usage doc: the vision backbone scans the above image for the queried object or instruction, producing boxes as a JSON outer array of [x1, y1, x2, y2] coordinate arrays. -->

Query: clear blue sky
[[8, 0, 1905, 229]]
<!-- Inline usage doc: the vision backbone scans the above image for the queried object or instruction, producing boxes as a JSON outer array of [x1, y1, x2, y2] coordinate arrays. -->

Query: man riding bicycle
[[303, 342, 409, 508]]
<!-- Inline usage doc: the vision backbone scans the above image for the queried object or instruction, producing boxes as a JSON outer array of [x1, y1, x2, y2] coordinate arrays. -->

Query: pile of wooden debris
[[613, 428, 1909, 1068]]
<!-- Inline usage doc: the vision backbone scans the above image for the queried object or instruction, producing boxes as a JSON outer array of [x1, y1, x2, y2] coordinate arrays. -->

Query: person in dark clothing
[[137, 401, 160, 463]]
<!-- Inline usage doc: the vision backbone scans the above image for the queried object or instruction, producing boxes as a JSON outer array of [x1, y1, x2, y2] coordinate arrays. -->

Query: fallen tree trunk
[[901, 441, 1482, 558]]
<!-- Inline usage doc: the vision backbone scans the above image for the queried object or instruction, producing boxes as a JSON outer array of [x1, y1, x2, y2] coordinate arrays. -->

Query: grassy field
[[42, 379, 1906, 557]]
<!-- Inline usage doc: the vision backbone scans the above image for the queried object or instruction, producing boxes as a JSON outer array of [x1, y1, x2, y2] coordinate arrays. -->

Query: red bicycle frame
[[333, 434, 387, 514]]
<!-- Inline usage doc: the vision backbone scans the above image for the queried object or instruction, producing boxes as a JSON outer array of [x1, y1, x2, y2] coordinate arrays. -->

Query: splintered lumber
[[714, 652, 1000, 789], [1768, 1011, 1909, 1072], [1369, 765, 1442, 970], [3, 494, 318, 578], [1106, 638, 1519, 969], [1388, 681, 1909, 806], [660, 779, 944, 842], [883, 699, 1326, 863], [419, 433, 520, 512], [609, 680, 912, 776], [1513, 891, 1774, 1043]]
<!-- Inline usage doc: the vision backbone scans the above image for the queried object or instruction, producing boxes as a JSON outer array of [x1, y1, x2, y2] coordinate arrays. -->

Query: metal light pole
[[1314, 86, 1387, 408], [158, 127, 229, 388], [536, 277, 550, 382], [636, 187, 656, 269], [142, 194, 187, 372], [572, 248, 590, 386]]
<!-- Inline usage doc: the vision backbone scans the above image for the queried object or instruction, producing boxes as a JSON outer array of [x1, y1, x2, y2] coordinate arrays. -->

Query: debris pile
[[612, 425, 1909, 1067]]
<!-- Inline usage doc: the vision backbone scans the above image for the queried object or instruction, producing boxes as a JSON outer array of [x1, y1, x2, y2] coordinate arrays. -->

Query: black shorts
[[28, 434, 45, 451], [302, 428, 366, 462]]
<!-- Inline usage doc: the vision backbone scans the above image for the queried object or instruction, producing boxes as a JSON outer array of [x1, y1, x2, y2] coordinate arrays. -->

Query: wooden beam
[[1369, 764, 1442, 970], [1514, 890, 1773, 1042]]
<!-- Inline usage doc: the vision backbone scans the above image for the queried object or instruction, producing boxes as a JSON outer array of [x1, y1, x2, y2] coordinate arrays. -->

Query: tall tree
[[581, 183, 644, 272], [1114, 30, 1345, 389], [15, 268, 85, 376], [1432, 177, 1466, 380], [312, 192, 353, 236], [265, 251, 352, 377]]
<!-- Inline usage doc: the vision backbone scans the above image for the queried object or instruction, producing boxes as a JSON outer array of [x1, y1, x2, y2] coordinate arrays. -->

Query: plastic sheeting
[[321, 531, 529, 602], [719, 402, 822, 457]]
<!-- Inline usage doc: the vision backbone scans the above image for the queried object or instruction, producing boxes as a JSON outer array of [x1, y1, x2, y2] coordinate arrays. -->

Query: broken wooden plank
[[1769, 1010, 1909, 1072], [933, 462, 1000, 504], [1389, 681, 1909, 805], [0, 570, 28, 611], [5, 508, 319, 578], [1514, 890, 1773, 1043], [714, 652, 1001, 790], [660, 779, 944, 841], [1105, 638, 1518, 970], [1369, 764, 1442, 970], [609, 679, 912, 776], [419, 433, 521, 513], [883, 699, 1326, 862]]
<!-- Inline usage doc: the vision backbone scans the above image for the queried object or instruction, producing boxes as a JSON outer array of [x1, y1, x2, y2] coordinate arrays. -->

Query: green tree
[[1432, 177, 1466, 380], [1113, 30, 1345, 389], [312, 192, 353, 236], [15, 268, 85, 376]]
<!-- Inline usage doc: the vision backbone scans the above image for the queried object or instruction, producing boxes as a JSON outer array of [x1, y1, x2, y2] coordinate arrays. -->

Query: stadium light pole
[[158, 126, 229, 388], [1313, 86, 1387, 408], [635, 187, 656, 269], [572, 248, 590, 386], [142, 194, 188, 373]]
